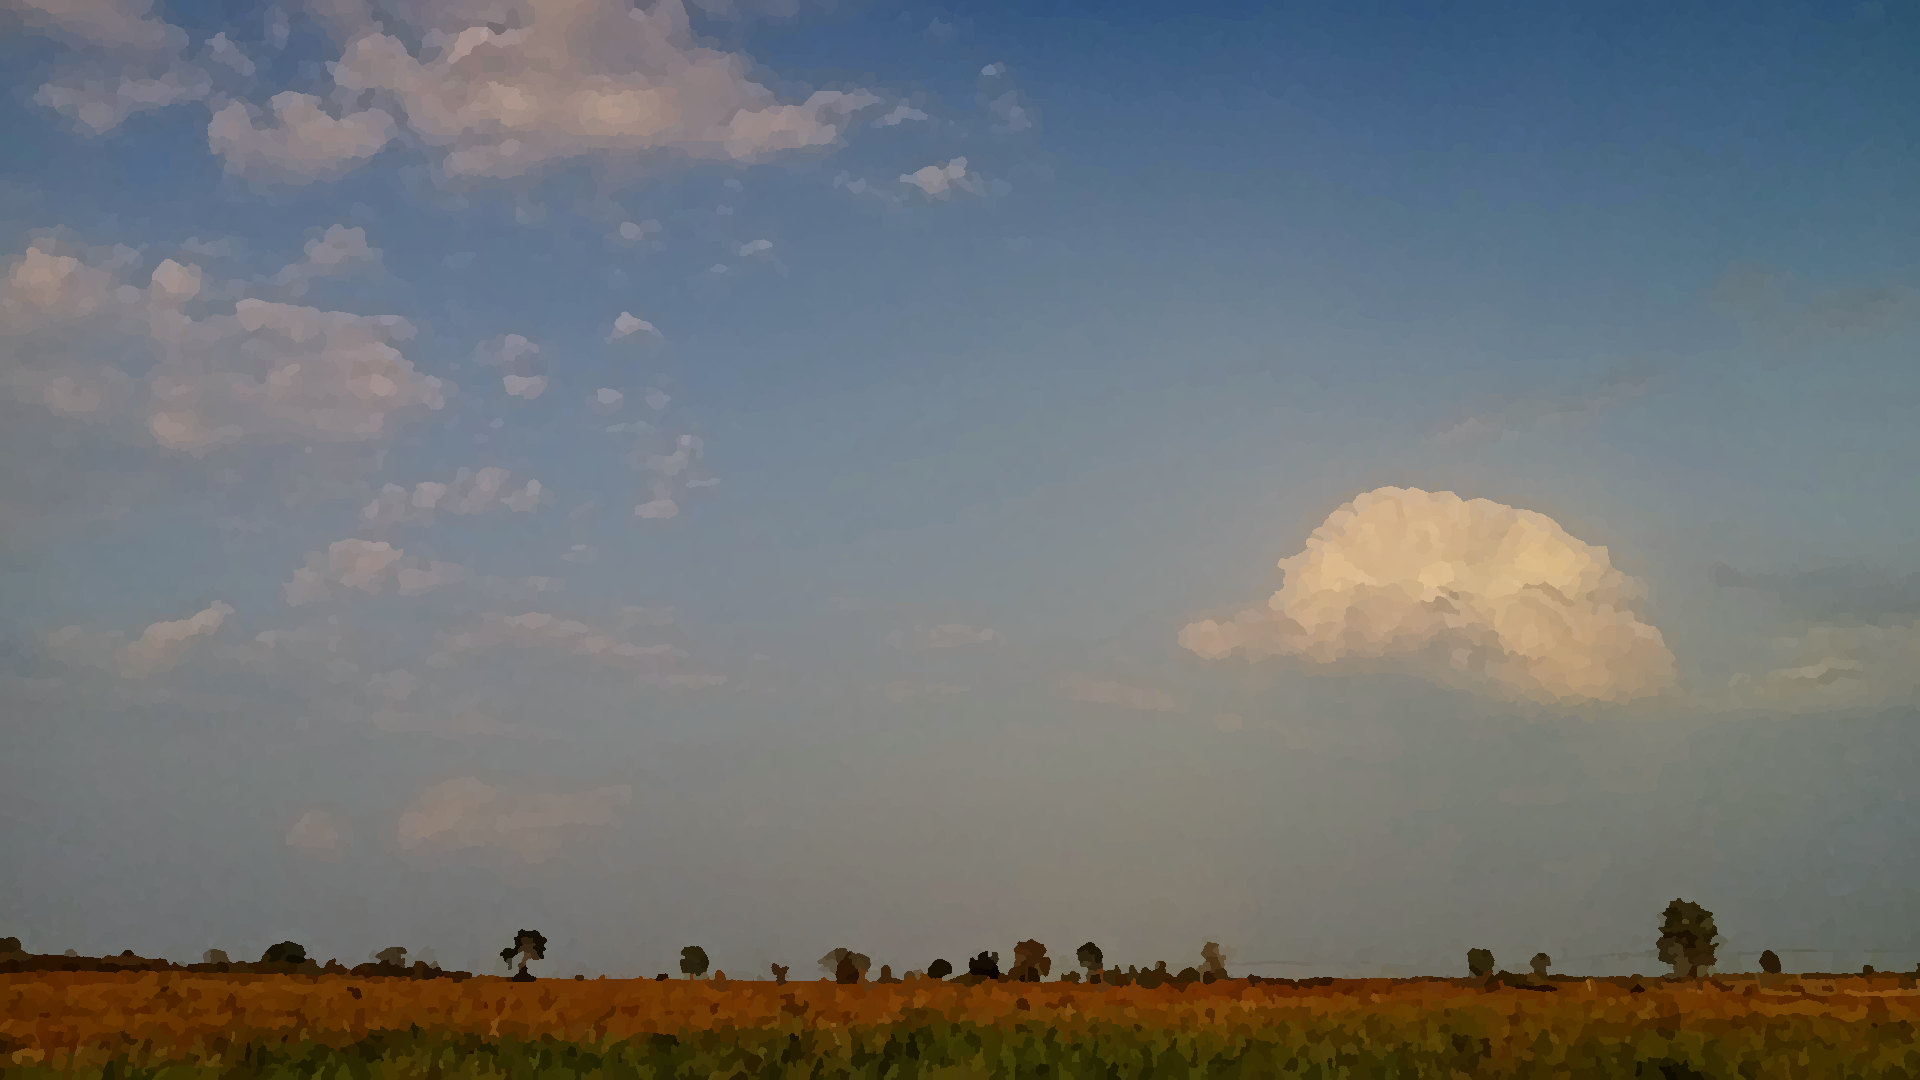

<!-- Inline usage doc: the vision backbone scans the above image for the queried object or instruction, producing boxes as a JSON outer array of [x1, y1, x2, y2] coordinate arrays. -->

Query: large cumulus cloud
[[1179, 486, 1676, 705]]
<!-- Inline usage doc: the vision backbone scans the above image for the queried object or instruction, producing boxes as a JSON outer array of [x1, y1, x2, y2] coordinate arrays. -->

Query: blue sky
[[3, 0, 1918, 980]]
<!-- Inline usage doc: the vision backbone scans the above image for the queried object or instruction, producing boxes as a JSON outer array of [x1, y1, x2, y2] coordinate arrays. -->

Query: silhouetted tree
[[967, 951, 1001, 980], [1467, 948, 1494, 978], [680, 946, 709, 979], [927, 958, 953, 980], [819, 948, 870, 984], [374, 946, 408, 969], [1076, 942, 1104, 979], [1530, 953, 1551, 978], [1759, 950, 1782, 975], [1201, 942, 1228, 981], [261, 941, 308, 966], [1010, 940, 1051, 982], [202, 949, 229, 965], [0, 937, 22, 955], [1656, 899, 1719, 977], [500, 929, 547, 981], [771, 963, 789, 985], [877, 964, 901, 983]]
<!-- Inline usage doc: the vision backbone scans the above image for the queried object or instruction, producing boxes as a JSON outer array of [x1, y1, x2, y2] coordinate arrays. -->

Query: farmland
[[6, 971, 1920, 1078]]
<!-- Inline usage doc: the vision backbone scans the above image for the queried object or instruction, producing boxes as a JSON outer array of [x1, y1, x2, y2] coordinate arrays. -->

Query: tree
[[1010, 940, 1051, 982], [680, 946, 709, 979], [1529, 953, 1551, 978], [261, 941, 308, 966], [202, 949, 230, 965], [1467, 948, 1494, 978], [771, 963, 789, 985], [0, 937, 22, 955], [1201, 942, 1228, 981], [927, 958, 953, 980], [1759, 950, 1782, 975], [374, 946, 408, 969], [819, 948, 869, 984], [967, 950, 1001, 980], [1076, 942, 1104, 979], [500, 929, 547, 981], [1656, 899, 1719, 977]]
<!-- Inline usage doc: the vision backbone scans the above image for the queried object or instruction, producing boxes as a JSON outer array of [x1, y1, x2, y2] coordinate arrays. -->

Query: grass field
[[6, 971, 1920, 1078]]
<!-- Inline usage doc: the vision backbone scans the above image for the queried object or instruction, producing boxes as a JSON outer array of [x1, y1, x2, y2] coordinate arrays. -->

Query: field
[[6, 971, 1920, 1078]]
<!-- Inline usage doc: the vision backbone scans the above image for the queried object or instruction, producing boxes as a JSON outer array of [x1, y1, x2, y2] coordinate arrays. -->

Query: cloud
[[1428, 364, 1655, 448], [609, 311, 660, 340], [207, 92, 398, 184], [321, 0, 878, 182], [5, 0, 187, 52], [1054, 673, 1184, 713], [612, 220, 660, 244], [593, 388, 624, 413], [886, 623, 997, 650], [502, 373, 547, 399], [736, 238, 773, 256], [285, 809, 345, 858], [1712, 264, 1920, 336], [644, 388, 670, 410], [471, 333, 548, 399], [2, 237, 448, 454], [35, 63, 210, 135], [987, 90, 1030, 133], [630, 431, 713, 520], [1724, 620, 1920, 714], [396, 777, 631, 863], [269, 224, 382, 297], [900, 157, 982, 198], [360, 467, 543, 526], [46, 600, 236, 678], [434, 611, 685, 667], [1710, 561, 1920, 624], [873, 101, 926, 127], [284, 538, 466, 604], [1178, 486, 1676, 705]]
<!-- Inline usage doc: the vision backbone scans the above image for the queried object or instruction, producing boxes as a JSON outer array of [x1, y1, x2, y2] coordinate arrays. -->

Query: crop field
[[6, 972, 1920, 1079]]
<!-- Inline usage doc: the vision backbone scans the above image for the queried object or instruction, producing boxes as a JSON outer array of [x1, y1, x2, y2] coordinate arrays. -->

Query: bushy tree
[[1201, 942, 1228, 980], [1656, 899, 1719, 977], [927, 958, 953, 980], [1076, 942, 1104, 978], [1010, 940, 1051, 982], [500, 929, 547, 981], [967, 950, 1001, 980], [202, 949, 229, 965], [1530, 953, 1551, 978], [374, 946, 408, 969], [0, 937, 22, 955], [819, 948, 869, 984], [680, 946, 709, 979], [1467, 948, 1494, 978], [261, 941, 308, 965], [1759, 950, 1782, 975], [771, 963, 789, 985]]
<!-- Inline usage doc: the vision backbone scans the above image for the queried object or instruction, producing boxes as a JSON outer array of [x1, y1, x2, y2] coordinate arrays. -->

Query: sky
[[2, 0, 1919, 982]]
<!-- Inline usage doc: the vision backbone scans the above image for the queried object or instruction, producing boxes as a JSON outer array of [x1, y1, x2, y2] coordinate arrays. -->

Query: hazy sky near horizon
[[3, 0, 1919, 980]]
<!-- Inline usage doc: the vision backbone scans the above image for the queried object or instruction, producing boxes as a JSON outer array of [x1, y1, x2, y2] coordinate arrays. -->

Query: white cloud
[[644, 388, 670, 410], [360, 467, 542, 526], [435, 611, 686, 668], [1, 238, 448, 453], [47, 600, 236, 678], [35, 63, 210, 135], [502, 373, 547, 399], [736, 238, 773, 256], [284, 538, 466, 604], [6, 0, 186, 52], [987, 90, 1030, 132], [270, 224, 382, 296], [322, 0, 878, 182], [886, 623, 997, 650], [1178, 486, 1677, 705], [613, 219, 660, 243], [396, 777, 631, 863], [981, 62, 1004, 77], [207, 92, 398, 183], [1723, 620, 1920, 714], [1055, 673, 1184, 713], [593, 388, 624, 412], [900, 157, 982, 198], [633, 497, 677, 519], [205, 31, 254, 75], [285, 809, 345, 858], [873, 101, 926, 127], [609, 311, 659, 341]]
